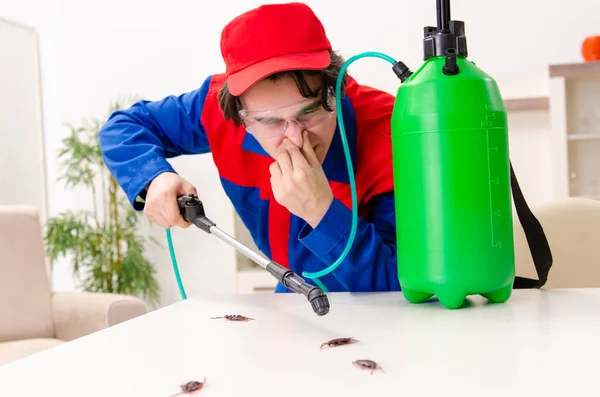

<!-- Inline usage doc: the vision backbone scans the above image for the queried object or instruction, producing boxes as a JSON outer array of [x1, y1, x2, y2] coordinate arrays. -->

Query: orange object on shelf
[[582, 35, 600, 62]]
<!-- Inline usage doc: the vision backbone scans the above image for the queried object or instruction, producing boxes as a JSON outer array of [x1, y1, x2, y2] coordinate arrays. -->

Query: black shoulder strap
[[510, 162, 553, 289]]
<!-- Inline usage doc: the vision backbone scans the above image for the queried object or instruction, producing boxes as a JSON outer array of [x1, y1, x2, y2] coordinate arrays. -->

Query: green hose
[[166, 228, 187, 299], [301, 51, 397, 292]]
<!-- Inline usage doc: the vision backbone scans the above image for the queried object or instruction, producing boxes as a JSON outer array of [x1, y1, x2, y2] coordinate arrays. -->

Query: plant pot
[[582, 35, 600, 62]]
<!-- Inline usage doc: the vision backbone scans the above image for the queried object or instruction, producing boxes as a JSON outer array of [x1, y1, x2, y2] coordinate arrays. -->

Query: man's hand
[[269, 131, 333, 228], [144, 172, 198, 229]]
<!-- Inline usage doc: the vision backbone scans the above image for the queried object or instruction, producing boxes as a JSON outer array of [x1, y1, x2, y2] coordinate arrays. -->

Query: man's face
[[238, 73, 337, 164]]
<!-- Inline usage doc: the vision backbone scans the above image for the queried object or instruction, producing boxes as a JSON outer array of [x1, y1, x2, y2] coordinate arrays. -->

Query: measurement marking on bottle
[[481, 110, 497, 127], [483, 105, 505, 248], [486, 127, 502, 249]]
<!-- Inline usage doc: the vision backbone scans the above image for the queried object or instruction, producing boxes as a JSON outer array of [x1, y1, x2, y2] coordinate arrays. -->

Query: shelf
[[550, 61, 600, 78], [568, 138, 600, 198], [581, 196, 600, 200], [549, 60, 600, 200], [568, 134, 600, 140], [504, 96, 549, 112]]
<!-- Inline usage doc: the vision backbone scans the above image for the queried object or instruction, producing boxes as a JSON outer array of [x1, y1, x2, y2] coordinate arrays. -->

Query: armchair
[[0, 206, 148, 366], [514, 197, 600, 288]]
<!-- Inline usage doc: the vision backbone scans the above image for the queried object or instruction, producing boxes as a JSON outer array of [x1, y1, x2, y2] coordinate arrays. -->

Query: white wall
[[1, 0, 598, 307], [0, 18, 47, 221]]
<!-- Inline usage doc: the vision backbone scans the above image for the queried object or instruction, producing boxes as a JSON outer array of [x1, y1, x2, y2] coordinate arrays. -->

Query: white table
[[1, 289, 599, 396]]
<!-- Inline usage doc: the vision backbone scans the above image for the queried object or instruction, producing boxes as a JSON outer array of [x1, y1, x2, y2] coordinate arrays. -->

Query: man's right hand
[[144, 172, 198, 229]]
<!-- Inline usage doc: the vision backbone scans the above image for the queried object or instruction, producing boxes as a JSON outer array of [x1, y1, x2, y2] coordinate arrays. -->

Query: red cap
[[220, 2, 332, 96]]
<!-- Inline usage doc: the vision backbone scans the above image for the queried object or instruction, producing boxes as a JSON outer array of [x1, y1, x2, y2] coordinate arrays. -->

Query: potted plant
[[44, 96, 160, 306]]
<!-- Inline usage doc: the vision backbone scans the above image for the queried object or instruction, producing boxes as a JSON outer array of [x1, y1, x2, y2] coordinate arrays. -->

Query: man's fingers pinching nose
[[302, 131, 319, 167]]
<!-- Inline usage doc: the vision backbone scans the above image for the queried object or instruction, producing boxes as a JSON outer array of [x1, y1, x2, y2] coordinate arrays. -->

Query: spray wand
[[164, 45, 410, 309], [163, 4, 416, 308], [169, 194, 330, 316]]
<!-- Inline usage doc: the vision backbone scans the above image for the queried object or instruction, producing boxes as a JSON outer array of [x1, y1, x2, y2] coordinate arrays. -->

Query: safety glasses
[[239, 96, 335, 138]]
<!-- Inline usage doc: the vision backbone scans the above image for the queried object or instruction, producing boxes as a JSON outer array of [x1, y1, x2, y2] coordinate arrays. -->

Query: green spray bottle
[[390, 1, 516, 309], [299, 0, 552, 309]]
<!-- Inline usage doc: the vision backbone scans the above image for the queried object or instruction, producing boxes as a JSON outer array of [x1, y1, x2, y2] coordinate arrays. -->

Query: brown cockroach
[[319, 337, 359, 349], [353, 359, 385, 374], [210, 314, 254, 321], [170, 377, 207, 396]]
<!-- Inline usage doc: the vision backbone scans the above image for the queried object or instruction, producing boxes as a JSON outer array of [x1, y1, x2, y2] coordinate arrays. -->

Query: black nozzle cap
[[308, 288, 330, 316], [266, 261, 330, 316], [423, 20, 467, 60], [442, 48, 459, 75], [392, 61, 413, 82]]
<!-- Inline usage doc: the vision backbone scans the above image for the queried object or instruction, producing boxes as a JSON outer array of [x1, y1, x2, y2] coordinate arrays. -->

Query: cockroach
[[210, 314, 254, 321], [319, 337, 359, 349], [170, 377, 207, 396], [353, 359, 385, 374]]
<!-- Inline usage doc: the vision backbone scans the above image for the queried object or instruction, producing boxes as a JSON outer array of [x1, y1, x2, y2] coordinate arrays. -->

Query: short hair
[[218, 50, 348, 126]]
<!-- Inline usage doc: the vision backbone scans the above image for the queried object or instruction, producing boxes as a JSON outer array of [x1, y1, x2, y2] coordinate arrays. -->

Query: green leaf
[[44, 93, 161, 307]]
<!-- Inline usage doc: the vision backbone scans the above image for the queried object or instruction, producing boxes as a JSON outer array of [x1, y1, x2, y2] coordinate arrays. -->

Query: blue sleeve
[[98, 75, 214, 210], [298, 192, 400, 292]]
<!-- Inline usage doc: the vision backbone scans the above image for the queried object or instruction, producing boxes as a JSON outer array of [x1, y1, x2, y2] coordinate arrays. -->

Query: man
[[99, 2, 400, 293]]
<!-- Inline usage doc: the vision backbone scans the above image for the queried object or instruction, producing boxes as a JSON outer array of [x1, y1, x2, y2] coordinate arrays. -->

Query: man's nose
[[283, 120, 304, 147]]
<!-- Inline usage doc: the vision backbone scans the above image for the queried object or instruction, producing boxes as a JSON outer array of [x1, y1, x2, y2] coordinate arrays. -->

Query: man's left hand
[[269, 131, 333, 228]]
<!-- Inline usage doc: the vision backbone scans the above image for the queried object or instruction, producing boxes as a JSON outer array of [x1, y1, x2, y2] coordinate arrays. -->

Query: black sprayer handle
[[177, 194, 215, 233]]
